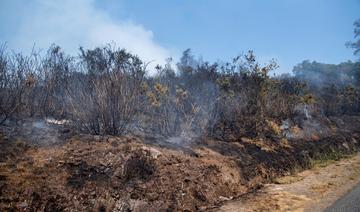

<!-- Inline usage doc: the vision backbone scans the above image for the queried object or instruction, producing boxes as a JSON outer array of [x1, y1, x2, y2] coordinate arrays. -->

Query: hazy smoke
[[0, 0, 172, 69]]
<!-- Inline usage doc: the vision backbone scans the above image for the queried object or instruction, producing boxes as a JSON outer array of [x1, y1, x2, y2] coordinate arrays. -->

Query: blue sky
[[0, 0, 359, 74]]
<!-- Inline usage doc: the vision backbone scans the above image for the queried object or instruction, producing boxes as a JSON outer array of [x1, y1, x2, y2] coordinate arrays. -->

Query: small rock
[[219, 196, 233, 201], [18, 202, 28, 208], [240, 137, 252, 143], [141, 147, 162, 159], [93, 135, 102, 142], [352, 137, 358, 144], [129, 199, 148, 211]]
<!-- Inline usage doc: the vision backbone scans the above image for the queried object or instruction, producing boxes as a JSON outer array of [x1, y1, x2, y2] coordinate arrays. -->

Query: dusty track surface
[[216, 152, 360, 212]]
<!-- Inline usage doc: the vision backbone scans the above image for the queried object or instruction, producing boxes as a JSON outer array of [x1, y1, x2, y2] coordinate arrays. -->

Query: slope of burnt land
[[0, 116, 360, 211]]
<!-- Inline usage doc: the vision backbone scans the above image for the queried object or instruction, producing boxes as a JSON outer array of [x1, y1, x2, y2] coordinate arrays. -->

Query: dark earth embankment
[[0, 116, 360, 211]]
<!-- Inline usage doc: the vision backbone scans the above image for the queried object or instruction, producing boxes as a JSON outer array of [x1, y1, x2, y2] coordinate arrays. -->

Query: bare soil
[[0, 117, 360, 211], [216, 152, 360, 212]]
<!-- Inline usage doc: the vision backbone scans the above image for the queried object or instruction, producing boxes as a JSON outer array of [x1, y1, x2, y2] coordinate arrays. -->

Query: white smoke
[[1, 0, 172, 67]]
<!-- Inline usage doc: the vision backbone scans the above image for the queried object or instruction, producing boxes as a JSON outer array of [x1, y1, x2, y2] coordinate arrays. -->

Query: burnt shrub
[[66, 46, 146, 135], [1, 43, 359, 140], [123, 150, 155, 181]]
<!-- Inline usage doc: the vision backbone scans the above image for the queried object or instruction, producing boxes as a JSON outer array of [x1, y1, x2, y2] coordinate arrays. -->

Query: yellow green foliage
[[176, 87, 188, 99], [330, 124, 337, 134], [146, 91, 160, 107], [154, 83, 168, 95], [217, 77, 231, 90], [300, 94, 316, 105], [266, 120, 281, 135], [290, 126, 302, 137], [145, 83, 169, 107], [279, 138, 290, 147]]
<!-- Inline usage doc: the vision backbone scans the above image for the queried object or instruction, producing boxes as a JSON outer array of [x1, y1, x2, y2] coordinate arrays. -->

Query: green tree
[[347, 19, 360, 58]]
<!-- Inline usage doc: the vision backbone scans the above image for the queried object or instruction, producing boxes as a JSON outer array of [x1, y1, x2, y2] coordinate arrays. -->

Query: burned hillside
[[1, 44, 360, 211]]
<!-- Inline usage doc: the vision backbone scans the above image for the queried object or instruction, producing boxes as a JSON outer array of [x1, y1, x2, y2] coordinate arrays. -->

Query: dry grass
[[310, 182, 337, 195], [274, 175, 304, 184]]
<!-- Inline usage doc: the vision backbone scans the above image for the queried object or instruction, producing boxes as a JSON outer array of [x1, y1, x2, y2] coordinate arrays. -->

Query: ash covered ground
[[1, 116, 360, 211]]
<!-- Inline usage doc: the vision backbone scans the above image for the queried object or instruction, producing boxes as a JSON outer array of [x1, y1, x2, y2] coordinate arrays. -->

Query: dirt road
[[216, 152, 360, 212], [325, 182, 360, 212]]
